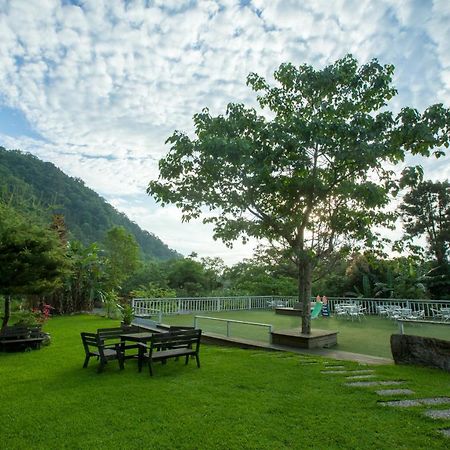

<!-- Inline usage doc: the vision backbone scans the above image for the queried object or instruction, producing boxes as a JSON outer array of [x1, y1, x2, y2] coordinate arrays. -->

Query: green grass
[[1, 315, 450, 449], [161, 311, 450, 358]]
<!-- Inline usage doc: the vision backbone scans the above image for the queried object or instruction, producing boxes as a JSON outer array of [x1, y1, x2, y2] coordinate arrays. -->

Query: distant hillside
[[0, 147, 180, 260]]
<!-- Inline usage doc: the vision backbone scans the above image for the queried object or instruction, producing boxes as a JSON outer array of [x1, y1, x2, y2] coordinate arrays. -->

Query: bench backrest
[[97, 326, 140, 342], [0, 325, 43, 339], [150, 329, 201, 355], [81, 332, 109, 357]]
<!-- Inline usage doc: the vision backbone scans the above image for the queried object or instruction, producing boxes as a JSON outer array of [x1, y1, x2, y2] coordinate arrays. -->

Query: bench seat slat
[[139, 329, 202, 376], [144, 348, 196, 360]]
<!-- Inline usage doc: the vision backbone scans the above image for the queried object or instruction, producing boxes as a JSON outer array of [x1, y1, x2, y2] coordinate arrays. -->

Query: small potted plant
[[119, 303, 135, 330]]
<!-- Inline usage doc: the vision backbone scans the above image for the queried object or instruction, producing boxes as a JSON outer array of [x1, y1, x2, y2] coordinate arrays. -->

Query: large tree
[[148, 55, 449, 334], [400, 180, 450, 265], [0, 204, 66, 329], [400, 180, 450, 298]]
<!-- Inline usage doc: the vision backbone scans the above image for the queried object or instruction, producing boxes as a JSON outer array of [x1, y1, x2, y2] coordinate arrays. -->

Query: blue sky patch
[[0, 106, 44, 141]]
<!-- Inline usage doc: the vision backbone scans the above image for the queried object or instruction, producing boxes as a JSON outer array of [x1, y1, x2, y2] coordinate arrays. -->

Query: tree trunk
[[1, 295, 11, 331], [298, 255, 312, 334]]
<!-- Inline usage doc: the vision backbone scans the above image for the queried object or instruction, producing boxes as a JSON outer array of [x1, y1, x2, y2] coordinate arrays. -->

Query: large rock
[[391, 334, 450, 372]]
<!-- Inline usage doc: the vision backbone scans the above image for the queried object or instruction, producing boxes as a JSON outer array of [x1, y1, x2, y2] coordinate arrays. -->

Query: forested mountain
[[0, 147, 180, 260]]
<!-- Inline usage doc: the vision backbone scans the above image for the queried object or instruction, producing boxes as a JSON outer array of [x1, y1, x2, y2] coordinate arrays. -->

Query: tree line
[[1, 174, 448, 329]]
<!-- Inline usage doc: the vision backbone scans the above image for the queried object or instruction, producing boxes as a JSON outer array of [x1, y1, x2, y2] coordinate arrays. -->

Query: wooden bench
[[138, 329, 202, 376], [0, 325, 46, 351], [81, 332, 124, 372], [97, 326, 142, 360]]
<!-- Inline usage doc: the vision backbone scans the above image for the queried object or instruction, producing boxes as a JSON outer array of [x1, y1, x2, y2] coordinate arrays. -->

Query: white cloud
[[0, 0, 449, 265]]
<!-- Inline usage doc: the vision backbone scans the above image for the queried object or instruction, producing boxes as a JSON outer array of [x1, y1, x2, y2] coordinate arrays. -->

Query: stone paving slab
[[376, 389, 415, 396], [419, 397, 450, 406], [346, 374, 377, 380], [380, 397, 450, 408], [345, 380, 405, 387], [323, 365, 346, 369], [381, 399, 422, 407], [424, 409, 450, 420], [322, 369, 374, 375], [440, 428, 450, 438]]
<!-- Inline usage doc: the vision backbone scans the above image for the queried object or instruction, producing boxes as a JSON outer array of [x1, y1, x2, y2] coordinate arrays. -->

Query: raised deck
[[271, 328, 338, 349]]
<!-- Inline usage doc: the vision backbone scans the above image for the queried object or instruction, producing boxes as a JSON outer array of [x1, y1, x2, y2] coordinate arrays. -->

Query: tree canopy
[[148, 55, 449, 333], [400, 179, 450, 298], [400, 180, 450, 265], [0, 204, 67, 328]]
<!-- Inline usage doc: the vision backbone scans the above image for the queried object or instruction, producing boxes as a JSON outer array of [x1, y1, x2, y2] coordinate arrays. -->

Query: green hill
[[0, 147, 180, 260]]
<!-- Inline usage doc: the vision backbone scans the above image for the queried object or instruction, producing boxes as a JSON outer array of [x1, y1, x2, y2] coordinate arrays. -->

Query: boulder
[[391, 334, 450, 372]]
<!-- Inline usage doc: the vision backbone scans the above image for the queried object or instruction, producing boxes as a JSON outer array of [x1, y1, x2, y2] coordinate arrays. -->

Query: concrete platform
[[271, 328, 338, 349], [275, 307, 302, 316], [200, 332, 392, 365]]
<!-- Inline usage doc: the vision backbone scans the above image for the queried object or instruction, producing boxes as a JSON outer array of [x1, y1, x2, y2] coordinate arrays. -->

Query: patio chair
[[406, 310, 425, 320], [441, 309, 450, 322], [430, 308, 443, 319], [80, 332, 124, 373], [334, 304, 348, 318], [348, 305, 365, 321]]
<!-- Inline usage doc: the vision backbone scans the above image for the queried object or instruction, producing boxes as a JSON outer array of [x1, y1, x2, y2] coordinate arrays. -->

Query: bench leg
[[185, 355, 189, 365], [148, 361, 153, 377], [195, 354, 200, 368], [97, 359, 107, 373], [83, 355, 90, 368]]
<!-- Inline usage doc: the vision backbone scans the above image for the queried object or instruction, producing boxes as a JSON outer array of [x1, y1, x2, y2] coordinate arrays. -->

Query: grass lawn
[[1, 315, 450, 449], [161, 310, 450, 358]]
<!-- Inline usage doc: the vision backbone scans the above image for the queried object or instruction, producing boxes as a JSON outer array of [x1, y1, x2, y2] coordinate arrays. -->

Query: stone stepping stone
[[376, 389, 415, 396], [439, 429, 450, 438], [380, 397, 450, 408], [323, 365, 346, 369], [346, 374, 377, 380], [381, 399, 422, 407], [420, 397, 450, 406], [345, 380, 405, 387], [424, 409, 450, 420], [322, 369, 374, 375]]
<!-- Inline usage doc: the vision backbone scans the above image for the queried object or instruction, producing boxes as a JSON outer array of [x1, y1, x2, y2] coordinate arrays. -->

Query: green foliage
[[130, 283, 176, 298], [399, 180, 450, 298], [165, 258, 210, 297], [400, 179, 450, 264], [53, 240, 104, 313], [0, 147, 179, 260], [121, 260, 170, 295], [99, 290, 120, 319], [223, 254, 297, 296], [102, 226, 141, 291], [11, 309, 44, 327], [0, 203, 67, 297], [149, 55, 449, 332], [117, 302, 135, 325]]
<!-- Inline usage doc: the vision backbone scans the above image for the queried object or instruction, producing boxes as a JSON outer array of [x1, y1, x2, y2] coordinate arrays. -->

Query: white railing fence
[[132, 296, 450, 318], [194, 315, 273, 343]]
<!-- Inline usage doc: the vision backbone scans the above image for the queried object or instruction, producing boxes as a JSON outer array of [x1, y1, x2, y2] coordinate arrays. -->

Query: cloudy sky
[[0, 0, 449, 264]]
